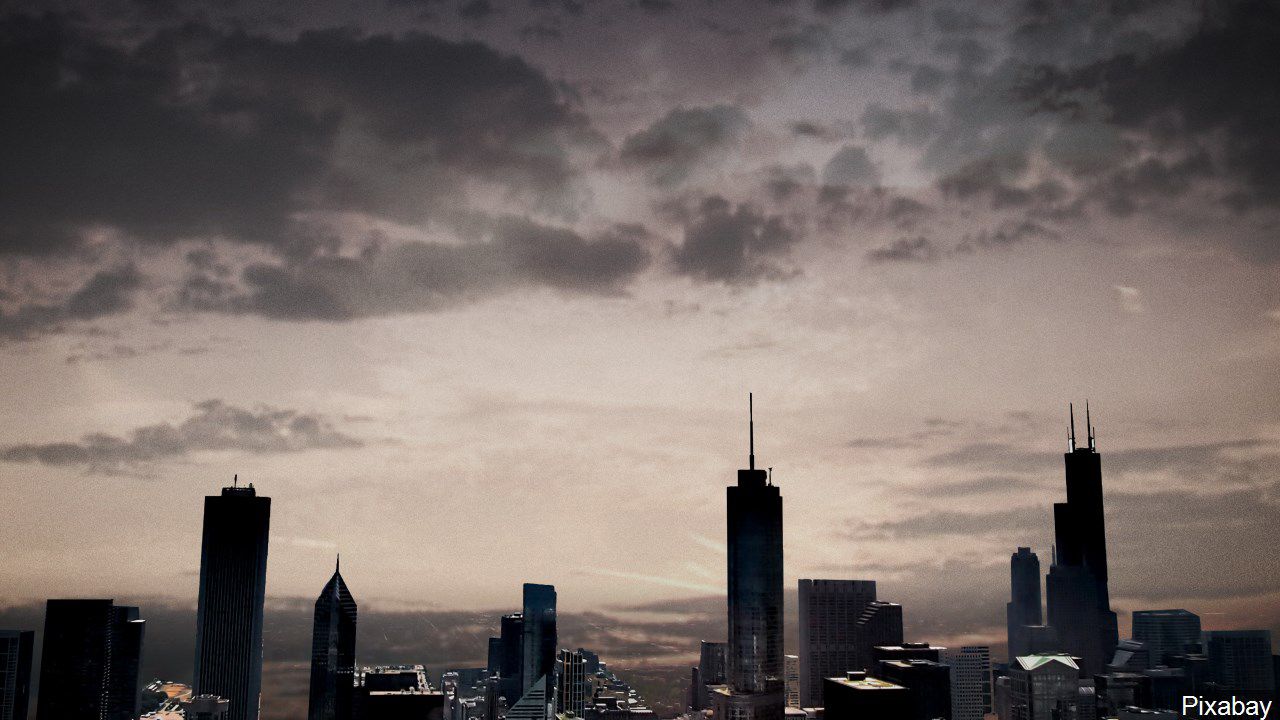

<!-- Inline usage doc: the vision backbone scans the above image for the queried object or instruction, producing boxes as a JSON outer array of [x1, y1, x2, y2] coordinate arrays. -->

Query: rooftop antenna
[[749, 392, 756, 471], [1086, 400, 1096, 450], [233, 473, 238, 488], [768, 467, 773, 485], [336, 553, 340, 573], [1068, 403, 1077, 452]]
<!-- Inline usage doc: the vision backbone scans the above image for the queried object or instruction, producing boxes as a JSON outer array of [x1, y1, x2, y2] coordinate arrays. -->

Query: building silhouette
[[309, 556, 357, 720], [1006, 548, 1042, 662], [521, 584, 557, 700], [797, 579, 876, 707], [855, 601, 903, 667], [193, 480, 271, 720], [823, 671, 910, 719], [354, 666, 445, 719], [1007, 654, 1082, 720], [1204, 630, 1275, 701], [0, 630, 34, 720], [498, 613, 525, 705], [1131, 610, 1201, 666], [35, 599, 145, 720], [940, 646, 991, 720], [1044, 404, 1118, 676], [713, 394, 784, 720], [875, 659, 951, 720], [505, 674, 549, 720]]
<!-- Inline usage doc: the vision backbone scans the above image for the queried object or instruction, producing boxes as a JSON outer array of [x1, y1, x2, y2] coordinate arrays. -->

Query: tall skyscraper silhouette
[[498, 613, 524, 705], [798, 579, 877, 707], [1044, 404, 1118, 676], [1006, 548, 1042, 661], [520, 584, 557, 700], [309, 556, 357, 720], [714, 394, 784, 720], [194, 480, 271, 720], [0, 629, 34, 720], [35, 599, 144, 720]]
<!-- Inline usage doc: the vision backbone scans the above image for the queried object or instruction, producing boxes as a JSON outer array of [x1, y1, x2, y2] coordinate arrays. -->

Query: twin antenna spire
[[1068, 401, 1098, 452], [749, 392, 755, 470]]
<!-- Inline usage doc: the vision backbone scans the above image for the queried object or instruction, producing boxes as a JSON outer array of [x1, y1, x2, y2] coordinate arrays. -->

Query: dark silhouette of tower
[[520, 584, 557, 697], [193, 479, 271, 720], [35, 599, 144, 720], [714, 394, 784, 720], [498, 613, 524, 705], [1006, 547, 1042, 661], [1045, 404, 1118, 676], [0, 629, 34, 720], [308, 556, 357, 720]]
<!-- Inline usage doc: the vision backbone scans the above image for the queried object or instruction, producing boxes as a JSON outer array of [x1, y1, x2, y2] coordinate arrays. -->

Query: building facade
[[36, 599, 145, 720], [0, 630, 33, 720], [521, 585, 557, 699], [797, 579, 876, 708], [1007, 548, 1043, 662], [308, 558, 357, 720], [1131, 610, 1201, 666], [941, 646, 991, 720]]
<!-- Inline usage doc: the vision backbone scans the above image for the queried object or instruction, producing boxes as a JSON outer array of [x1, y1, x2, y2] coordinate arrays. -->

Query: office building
[[876, 659, 951, 720], [1008, 654, 1082, 720], [355, 666, 446, 720], [0, 630, 33, 720], [1006, 548, 1043, 662], [855, 602, 903, 667], [36, 599, 145, 720], [180, 696, 231, 720], [784, 655, 799, 708], [309, 556, 357, 720], [873, 642, 944, 664], [194, 481, 271, 720], [695, 641, 727, 709], [713, 395, 785, 720], [557, 650, 587, 718], [1108, 640, 1150, 672], [797, 579, 876, 707], [522, 585, 557, 699], [488, 637, 503, 677], [1131, 610, 1201, 666], [506, 674, 550, 720], [941, 646, 991, 720], [823, 671, 911, 719], [1044, 406, 1118, 676], [500, 614, 525, 704], [1204, 630, 1275, 700]]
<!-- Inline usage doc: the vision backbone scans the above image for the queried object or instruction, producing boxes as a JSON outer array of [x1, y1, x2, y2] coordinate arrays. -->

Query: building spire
[[336, 553, 340, 574], [749, 392, 755, 470], [233, 473, 238, 488], [1086, 400, 1096, 450], [1068, 403, 1077, 452]]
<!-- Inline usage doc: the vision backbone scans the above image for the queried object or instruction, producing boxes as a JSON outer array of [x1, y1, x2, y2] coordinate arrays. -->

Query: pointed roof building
[[309, 556, 357, 720]]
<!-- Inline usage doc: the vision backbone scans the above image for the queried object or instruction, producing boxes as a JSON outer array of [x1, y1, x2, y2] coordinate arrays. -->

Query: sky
[[1, 0, 1278, 710]]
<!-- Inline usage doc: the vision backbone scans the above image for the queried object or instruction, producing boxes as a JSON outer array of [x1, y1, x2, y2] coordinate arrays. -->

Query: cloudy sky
[[1, 0, 1278, 708]]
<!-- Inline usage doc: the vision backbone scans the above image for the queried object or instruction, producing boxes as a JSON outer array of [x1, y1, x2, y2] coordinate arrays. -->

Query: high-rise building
[[557, 650, 587, 718], [499, 614, 525, 706], [354, 666, 446, 719], [506, 674, 550, 720], [1006, 548, 1042, 662], [1008, 654, 1082, 720], [36, 599, 145, 720], [855, 602, 903, 664], [699, 641, 727, 684], [194, 481, 271, 720], [941, 646, 991, 720], [309, 556, 357, 720], [1204, 631, 1275, 701], [823, 671, 911, 719], [713, 395, 784, 720], [488, 637, 503, 677], [1131, 610, 1201, 666], [0, 630, 34, 720], [783, 655, 799, 708], [1044, 405, 1118, 676], [180, 696, 231, 720], [521, 584, 557, 699], [873, 642, 944, 664], [876, 659, 951, 720], [797, 579, 876, 708]]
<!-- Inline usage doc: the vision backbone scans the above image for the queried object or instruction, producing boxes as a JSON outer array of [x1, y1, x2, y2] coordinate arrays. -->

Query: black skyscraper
[[521, 584, 557, 695], [499, 613, 525, 705], [36, 599, 144, 720], [1006, 547, 1042, 661], [0, 629, 34, 720], [714, 395, 785, 720], [1045, 405, 1118, 676], [194, 481, 271, 720], [309, 557, 357, 720]]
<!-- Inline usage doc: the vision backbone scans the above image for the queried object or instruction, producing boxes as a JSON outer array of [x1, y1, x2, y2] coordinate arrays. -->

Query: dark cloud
[[768, 23, 831, 65], [909, 64, 947, 93], [815, 0, 915, 14], [822, 145, 880, 187], [0, 264, 143, 340], [619, 105, 749, 187], [861, 104, 943, 146], [866, 236, 936, 263], [671, 196, 800, 283], [0, 399, 362, 472], [1020, 0, 1280, 213], [179, 218, 652, 321], [0, 14, 596, 257]]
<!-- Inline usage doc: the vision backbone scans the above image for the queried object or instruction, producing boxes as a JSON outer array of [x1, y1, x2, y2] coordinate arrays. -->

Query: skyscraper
[[35, 599, 145, 720], [521, 584, 556, 699], [940, 646, 991, 720], [1008, 654, 1082, 720], [1006, 548, 1042, 662], [797, 579, 877, 708], [714, 394, 784, 720], [309, 556, 357, 720], [1044, 404, 1118, 676], [1131, 610, 1201, 666], [194, 481, 271, 720], [1204, 630, 1275, 701], [499, 613, 524, 705], [0, 630, 33, 720], [556, 649, 586, 717], [856, 601, 904, 665], [783, 655, 799, 708]]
